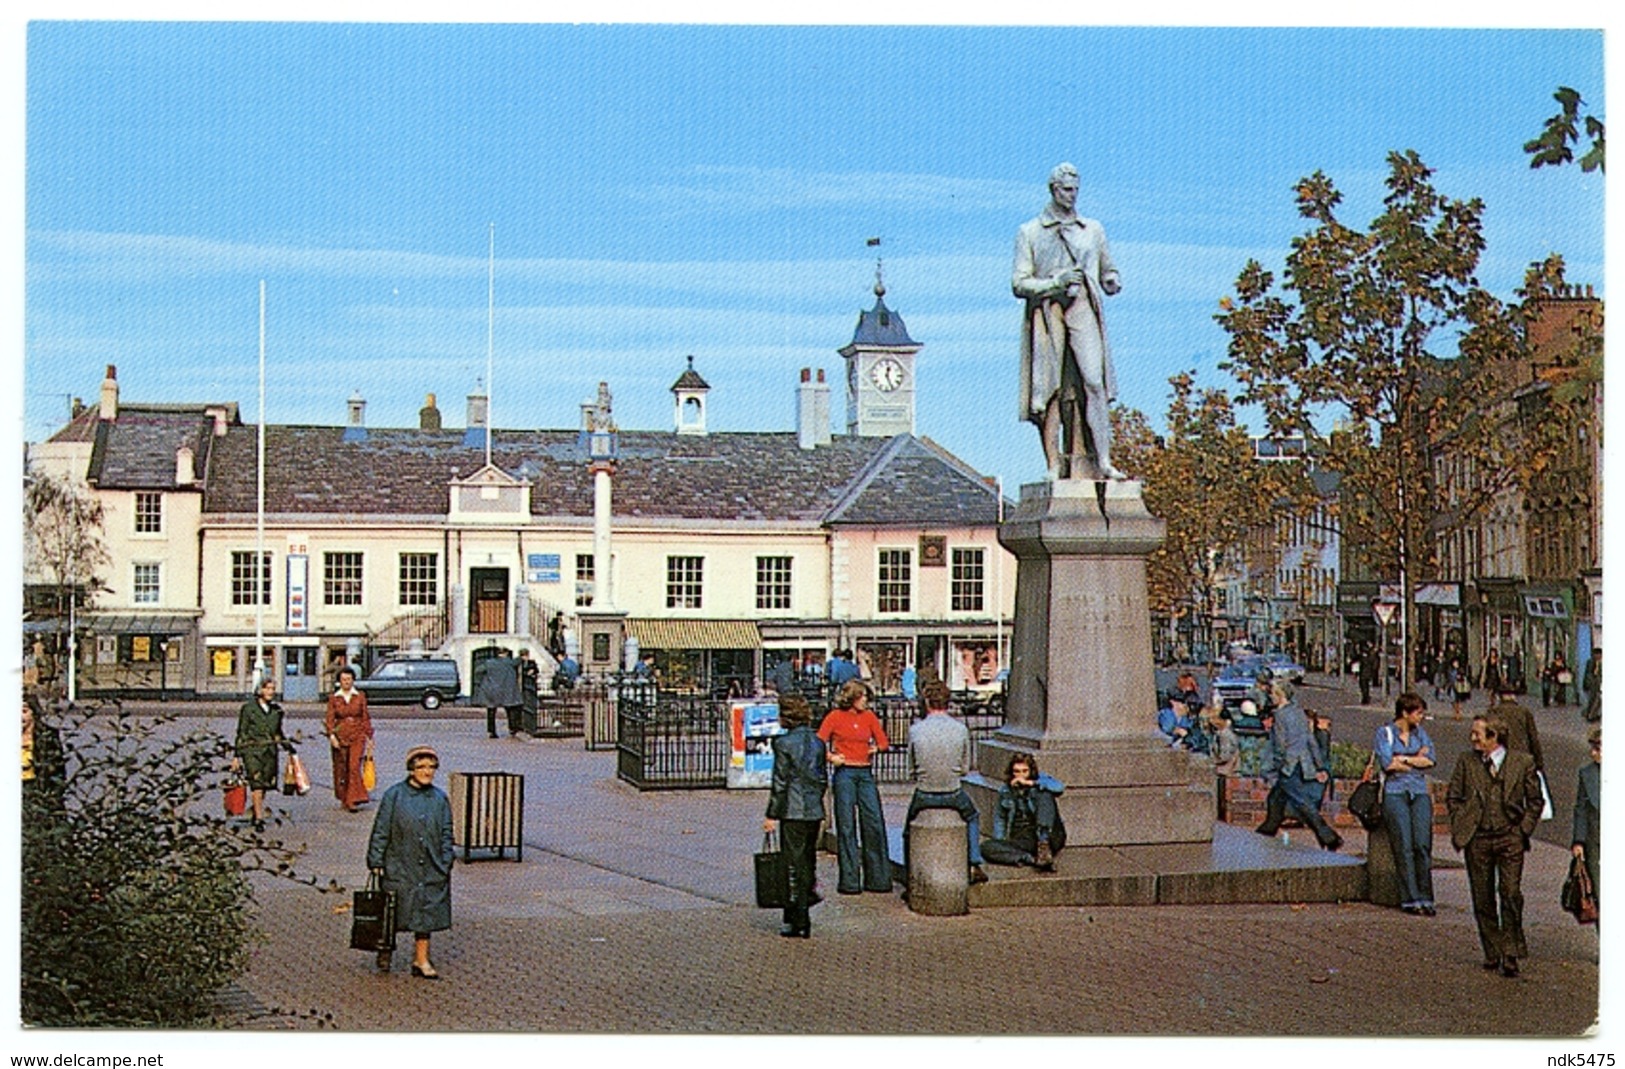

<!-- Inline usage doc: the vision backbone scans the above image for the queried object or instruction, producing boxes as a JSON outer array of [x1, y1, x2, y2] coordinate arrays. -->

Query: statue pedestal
[[966, 479, 1213, 846]]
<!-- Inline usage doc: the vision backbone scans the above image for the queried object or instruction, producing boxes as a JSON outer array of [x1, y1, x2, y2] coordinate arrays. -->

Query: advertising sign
[[727, 701, 782, 789], [526, 553, 561, 584], [286, 554, 309, 632]]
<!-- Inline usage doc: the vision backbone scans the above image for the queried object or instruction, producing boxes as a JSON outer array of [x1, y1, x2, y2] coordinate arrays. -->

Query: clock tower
[[839, 267, 921, 437]]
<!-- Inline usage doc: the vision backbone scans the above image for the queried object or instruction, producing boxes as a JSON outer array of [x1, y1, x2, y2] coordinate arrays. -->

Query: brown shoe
[[1500, 957, 1520, 979], [375, 951, 392, 972], [969, 865, 989, 885], [1034, 841, 1055, 872]]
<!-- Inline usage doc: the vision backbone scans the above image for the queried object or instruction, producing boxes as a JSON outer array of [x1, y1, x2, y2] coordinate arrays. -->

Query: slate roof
[[848, 294, 918, 348], [79, 405, 227, 490], [196, 423, 1002, 527]]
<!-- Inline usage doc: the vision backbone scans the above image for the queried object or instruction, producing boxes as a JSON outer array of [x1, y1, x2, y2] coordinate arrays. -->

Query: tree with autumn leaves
[[1211, 150, 1569, 688], [1113, 373, 1313, 662]]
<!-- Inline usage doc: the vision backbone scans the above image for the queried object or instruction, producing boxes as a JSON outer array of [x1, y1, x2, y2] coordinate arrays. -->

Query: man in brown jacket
[[1487, 684, 1545, 776], [1447, 715, 1545, 978]]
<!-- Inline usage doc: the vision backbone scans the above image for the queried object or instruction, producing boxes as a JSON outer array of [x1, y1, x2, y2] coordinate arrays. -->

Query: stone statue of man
[[1012, 162, 1123, 480]]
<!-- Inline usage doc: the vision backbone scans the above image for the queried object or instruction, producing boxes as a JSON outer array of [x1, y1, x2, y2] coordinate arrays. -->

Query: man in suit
[[1447, 715, 1546, 978]]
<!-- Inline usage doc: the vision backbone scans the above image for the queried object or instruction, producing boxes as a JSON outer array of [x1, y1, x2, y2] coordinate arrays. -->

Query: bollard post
[[906, 808, 970, 916], [1363, 821, 1402, 907]]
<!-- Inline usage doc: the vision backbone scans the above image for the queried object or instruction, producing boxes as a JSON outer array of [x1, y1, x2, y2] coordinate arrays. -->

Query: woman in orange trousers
[[325, 665, 375, 812]]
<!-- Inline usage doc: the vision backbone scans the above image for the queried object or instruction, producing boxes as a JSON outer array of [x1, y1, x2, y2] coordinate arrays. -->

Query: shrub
[[1231, 735, 1372, 780], [21, 701, 320, 1027]]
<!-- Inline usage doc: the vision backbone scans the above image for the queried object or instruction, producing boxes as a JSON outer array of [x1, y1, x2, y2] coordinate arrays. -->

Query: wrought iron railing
[[610, 686, 1006, 791]]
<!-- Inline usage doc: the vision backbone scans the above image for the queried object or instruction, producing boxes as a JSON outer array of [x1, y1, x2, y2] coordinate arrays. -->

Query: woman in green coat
[[367, 745, 454, 979], [233, 678, 288, 831]]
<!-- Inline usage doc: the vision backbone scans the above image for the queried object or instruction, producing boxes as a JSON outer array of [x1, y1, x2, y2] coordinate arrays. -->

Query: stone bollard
[[906, 808, 970, 916], [1363, 821, 1402, 908]]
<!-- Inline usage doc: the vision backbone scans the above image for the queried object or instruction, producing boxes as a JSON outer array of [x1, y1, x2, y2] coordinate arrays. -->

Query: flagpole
[[255, 281, 266, 689], [486, 223, 494, 468], [995, 475, 1005, 670]]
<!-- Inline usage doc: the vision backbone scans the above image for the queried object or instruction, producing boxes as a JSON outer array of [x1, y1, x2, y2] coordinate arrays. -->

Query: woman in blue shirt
[[1374, 692, 1438, 915]]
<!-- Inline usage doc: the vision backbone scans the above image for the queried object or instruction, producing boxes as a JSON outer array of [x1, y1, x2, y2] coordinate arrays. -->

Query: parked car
[[1213, 656, 1270, 735], [1262, 652, 1306, 684], [356, 657, 461, 710]]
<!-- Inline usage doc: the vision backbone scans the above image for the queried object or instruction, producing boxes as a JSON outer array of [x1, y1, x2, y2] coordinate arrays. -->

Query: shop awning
[[82, 613, 198, 635], [625, 618, 762, 650]]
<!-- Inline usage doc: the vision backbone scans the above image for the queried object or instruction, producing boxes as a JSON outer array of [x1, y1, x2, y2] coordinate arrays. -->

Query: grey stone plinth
[[905, 809, 971, 916], [989, 479, 1212, 845], [999, 480, 1165, 745]]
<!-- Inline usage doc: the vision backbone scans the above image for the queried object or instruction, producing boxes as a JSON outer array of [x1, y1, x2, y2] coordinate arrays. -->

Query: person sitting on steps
[[982, 752, 1066, 872]]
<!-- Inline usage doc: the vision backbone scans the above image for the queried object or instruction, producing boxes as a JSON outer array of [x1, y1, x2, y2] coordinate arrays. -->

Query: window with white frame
[[398, 552, 438, 605], [132, 562, 161, 605], [877, 548, 912, 613], [666, 556, 704, 609], [134, 491, 163, 534], [323, 552, 364, 606], [231, 551, 271, 606], [951, 548, 986, 612], [575, 553, 595, 607], [756, 556, 792, 610]]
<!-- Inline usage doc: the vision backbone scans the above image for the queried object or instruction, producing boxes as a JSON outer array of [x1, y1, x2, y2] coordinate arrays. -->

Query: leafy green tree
[[1215, 151, 1543, 688], [21, 703, 334, 1027], [1525, 86, 1605, 174]]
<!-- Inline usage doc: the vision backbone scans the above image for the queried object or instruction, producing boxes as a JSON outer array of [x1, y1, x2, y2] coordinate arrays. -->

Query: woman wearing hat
[[367, 744, 454, 979]]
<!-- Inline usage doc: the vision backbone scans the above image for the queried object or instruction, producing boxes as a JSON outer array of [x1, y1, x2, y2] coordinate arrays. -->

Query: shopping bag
[[281, 757, 298, 795], [361, 745, 377, 792], [349, 872, 398, 951], [754, 831, 788, 909], [1561, 856, 1598, 925], [288, 753, 311, 796], [223, 779, 247, 817], [1538, 772, 1554, 822]]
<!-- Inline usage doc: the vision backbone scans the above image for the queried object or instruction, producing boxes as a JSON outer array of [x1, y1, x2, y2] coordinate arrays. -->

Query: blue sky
[[22, 23, 1606, 488]]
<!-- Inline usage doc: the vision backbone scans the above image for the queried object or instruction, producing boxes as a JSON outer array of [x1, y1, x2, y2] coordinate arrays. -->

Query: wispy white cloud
[[632, 165, 1032, 215]]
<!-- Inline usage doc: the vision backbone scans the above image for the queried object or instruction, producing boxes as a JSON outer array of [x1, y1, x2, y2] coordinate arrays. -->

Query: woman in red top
[[325, 666, 375, 812], [816, 680, 892, 893]]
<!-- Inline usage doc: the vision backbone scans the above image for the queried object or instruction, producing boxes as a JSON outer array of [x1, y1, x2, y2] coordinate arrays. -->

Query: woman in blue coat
[[367, 745, 454, 979]]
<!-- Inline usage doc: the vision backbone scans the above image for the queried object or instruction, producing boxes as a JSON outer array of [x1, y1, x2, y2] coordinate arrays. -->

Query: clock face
[[870, 357, 906, 392]]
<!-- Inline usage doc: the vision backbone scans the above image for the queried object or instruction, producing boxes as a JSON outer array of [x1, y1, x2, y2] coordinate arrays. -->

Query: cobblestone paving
[[178, 710, 1602, 1038]]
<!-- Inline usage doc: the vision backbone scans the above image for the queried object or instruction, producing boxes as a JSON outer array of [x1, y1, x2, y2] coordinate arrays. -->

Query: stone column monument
[[966, 164, 1211, 846]]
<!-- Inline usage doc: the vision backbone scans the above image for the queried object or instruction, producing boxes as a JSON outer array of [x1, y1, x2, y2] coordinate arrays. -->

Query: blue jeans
[[1382, 789, 1435, 908], [831, 766, 891, 892], [906, 788, 984, 866]]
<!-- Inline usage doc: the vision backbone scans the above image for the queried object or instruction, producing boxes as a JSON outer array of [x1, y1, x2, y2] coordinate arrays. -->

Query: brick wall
[[1221, 777, 1449, 829]]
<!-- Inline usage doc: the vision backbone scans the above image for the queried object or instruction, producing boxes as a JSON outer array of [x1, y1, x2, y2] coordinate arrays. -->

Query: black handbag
[[1347, 745, 1385, 831], [350, 872, 398, 952], [754, 831, 788, 909], [1561, 856, 1599, 925]]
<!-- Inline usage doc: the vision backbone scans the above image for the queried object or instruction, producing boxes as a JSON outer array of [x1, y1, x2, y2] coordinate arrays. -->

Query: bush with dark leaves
[[21, 701, 328, 1027]]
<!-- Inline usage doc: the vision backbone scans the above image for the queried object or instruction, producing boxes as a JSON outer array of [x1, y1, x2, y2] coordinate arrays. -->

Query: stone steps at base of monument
[[885, 822, 1367, 908]]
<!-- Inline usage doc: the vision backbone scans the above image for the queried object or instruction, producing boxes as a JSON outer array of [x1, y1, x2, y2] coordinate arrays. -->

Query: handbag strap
[[761, 830, 778, 853]]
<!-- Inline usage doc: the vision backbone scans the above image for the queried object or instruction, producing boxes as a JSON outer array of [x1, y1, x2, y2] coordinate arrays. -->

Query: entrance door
[[282, 646, 320, 701], [470, 568, 510, 634]]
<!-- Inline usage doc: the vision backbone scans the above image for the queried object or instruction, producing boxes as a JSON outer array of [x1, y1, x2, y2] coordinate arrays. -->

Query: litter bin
[[448, 771, 524, 862]]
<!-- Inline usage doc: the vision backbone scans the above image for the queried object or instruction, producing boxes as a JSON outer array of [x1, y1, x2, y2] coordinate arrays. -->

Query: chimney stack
[[343, 391, 368, 443], [99, 364, 118, 421], [419, 393, 442, 431], [204, 405, 229, 437], [796, 367, 832, 449], [464, 387, 489, 450]]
